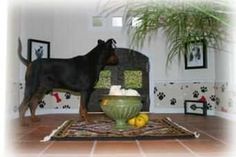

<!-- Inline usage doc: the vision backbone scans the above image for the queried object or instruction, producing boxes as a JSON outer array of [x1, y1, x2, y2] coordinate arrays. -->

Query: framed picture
[[28, 39, 50, 62], [185, 40, 207, 69], [184, 100, 207, 116]]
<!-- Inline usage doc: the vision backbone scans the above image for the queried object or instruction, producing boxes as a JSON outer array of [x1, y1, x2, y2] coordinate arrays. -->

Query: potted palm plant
[[102, 0, 230, 65]]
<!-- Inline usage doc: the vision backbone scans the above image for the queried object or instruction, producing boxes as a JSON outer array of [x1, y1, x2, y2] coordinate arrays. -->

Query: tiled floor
[[6, 113, 236, 157]]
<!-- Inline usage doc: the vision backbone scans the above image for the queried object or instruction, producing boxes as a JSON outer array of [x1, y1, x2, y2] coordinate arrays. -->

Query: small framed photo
[[28, 39, 50, 62], [185, 40, 207, 69], [184, 100, 207, 116]]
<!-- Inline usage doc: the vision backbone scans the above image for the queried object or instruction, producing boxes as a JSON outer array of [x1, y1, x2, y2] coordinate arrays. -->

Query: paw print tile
[[221, 107, 228, 112], [207, 103, 213, 110], [228, 99, 233, 108], [154, 87, 158, 94], [210, 95, 216, 102], [190, 104, 198, 110], [170, 98, 177, 105], [221, 85, 225, 92], [65, 92, 71, 99], [38, 101, 46, 108], [157, 92, 166, 101], [200, 86, 208, 93], [215, 97, 220, 105], [192, 91, 199, 98], [13, 105, 18, 112], [62, 105, 71, 109], [19, 83, 23, 90]]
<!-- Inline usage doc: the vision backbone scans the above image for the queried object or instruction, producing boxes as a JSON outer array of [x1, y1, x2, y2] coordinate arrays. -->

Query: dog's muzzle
[[106, 51, 119, 65]]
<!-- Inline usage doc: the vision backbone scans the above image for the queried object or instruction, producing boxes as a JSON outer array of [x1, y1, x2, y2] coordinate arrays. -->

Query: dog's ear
[[106, 39, 116, 44], [98, 39, 105, 45], [106, 39, 116, 48]]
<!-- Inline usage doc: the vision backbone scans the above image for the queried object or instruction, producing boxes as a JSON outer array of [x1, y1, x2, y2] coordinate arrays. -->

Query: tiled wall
[[17, 83, 80, 115], [215, 82, 236, 114], [154, 81, 236, 115], [13, 81, 236, 116], [37, 91, 80, 111], [153, 82, 216, 113]]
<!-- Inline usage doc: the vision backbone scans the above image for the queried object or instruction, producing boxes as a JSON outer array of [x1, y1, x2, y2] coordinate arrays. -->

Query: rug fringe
[[40, 120, 70, 142], [166, 117, 200, 138], [194, 132, 200, 138]]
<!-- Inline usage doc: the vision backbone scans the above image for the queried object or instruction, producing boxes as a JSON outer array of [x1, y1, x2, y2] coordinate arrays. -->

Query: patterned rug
[[41, 117, 199, 141]]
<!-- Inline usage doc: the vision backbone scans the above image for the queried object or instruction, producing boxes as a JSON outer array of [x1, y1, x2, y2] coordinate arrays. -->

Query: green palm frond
[[101, 0, 230, 65]]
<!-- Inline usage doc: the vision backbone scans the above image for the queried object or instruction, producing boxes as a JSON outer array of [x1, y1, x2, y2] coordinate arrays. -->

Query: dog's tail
[[18, 38, 30, 66]]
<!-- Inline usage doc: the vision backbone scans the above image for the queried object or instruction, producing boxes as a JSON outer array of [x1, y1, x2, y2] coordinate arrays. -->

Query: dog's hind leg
[[19, 97, 31, 126], [29, 88, 46, 122]]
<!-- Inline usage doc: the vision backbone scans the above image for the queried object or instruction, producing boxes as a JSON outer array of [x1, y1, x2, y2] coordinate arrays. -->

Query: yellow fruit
[[138, 113, 149, 123], [101, 99, 109, 106], [128, 117, 136, 126], [135, 116, 146, 128]]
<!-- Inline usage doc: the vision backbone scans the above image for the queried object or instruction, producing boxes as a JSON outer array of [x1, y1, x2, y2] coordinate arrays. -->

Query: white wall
[[8, 0, 217, 117], [6, 1, 21, 119], [214, 31, 236, 120]]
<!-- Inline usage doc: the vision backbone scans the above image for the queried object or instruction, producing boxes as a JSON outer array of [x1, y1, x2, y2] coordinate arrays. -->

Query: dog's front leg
[[79, 103, 88, 122], [79, 92, 89, 122]]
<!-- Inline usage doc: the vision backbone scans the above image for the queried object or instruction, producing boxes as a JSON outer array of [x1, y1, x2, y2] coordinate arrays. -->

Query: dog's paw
[[31, 116, 41, 122], [20, 121, 29, 127], [79, 114, 89, 123], [80, 118, 90, 124]]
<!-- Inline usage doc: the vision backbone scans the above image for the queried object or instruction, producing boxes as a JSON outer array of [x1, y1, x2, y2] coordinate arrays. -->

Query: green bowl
[[100, 95, 142, 131]]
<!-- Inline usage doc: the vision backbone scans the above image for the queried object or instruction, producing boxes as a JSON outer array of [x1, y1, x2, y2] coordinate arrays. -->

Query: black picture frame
[[28, 39, 50, 62], [184, 100, 207, 116], [185, 40, 207, 69]]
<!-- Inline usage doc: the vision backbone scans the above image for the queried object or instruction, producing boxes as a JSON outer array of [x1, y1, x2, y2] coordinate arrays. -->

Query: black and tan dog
[[18, 38, 118, 126]]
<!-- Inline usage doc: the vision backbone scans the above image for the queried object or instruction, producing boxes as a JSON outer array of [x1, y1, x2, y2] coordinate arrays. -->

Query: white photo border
[[185, 39, 207, 69], [28, 39, 50, 62]]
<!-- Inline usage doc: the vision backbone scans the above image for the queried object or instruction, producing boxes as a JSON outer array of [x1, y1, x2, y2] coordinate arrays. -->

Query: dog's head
[[97, 38, 119, 65]]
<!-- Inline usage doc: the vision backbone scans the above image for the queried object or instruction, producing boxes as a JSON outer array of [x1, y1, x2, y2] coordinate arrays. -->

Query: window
[[112, 17, 123, 27]]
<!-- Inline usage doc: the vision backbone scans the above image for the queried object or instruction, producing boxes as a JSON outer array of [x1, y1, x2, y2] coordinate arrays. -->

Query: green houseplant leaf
[[101, 0, 230, 65]]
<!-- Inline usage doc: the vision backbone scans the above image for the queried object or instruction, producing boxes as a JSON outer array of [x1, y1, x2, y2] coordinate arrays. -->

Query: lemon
[[128, 117, 136, 126], [138, 113, 149, 123], [101, 99, 109, 106], [135, 116, 146, 128]]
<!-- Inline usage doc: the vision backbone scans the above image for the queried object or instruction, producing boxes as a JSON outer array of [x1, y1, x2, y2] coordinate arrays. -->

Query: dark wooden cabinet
[[87, 48, 150, 112]]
